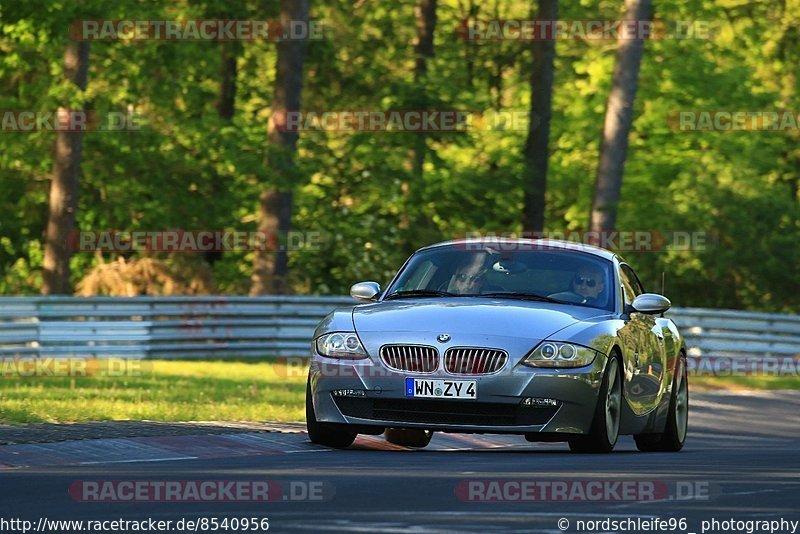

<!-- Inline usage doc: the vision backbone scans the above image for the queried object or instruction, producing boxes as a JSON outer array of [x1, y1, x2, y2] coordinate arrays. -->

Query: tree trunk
[[411, 0, 437, 177], [400, 0, 437, 249], [589, 0, 653, 232], [414, 0, 438, 80], [459, 0, 478, 88], [216, 41, 238, 120], [251, 0, 311, 295], [42, 39, 90, 295], [522, 0, 558, 234], [204, 41, 240, 267]]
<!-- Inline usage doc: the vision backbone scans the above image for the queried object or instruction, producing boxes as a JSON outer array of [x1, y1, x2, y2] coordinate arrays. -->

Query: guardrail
[[0, 296, 797, 359], [0, 296, 352, 359], [665, 307, 800, 358]]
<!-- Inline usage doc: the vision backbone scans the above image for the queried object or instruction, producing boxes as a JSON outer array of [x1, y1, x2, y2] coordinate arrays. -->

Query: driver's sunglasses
[[573, 276, 598, 288], [455, 272, 484, 283]]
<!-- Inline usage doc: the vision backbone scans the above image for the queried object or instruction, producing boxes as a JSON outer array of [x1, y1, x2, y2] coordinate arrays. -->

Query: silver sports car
[[306, 238, 688, 453]]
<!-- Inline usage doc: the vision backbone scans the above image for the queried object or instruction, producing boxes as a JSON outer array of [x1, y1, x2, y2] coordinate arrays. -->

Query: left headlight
[[522, 341, 599, 368], [315, 332, 369, 359]]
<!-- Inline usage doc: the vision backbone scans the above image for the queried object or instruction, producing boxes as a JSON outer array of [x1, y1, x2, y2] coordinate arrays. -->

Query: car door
[[618, 263, 666, 414]]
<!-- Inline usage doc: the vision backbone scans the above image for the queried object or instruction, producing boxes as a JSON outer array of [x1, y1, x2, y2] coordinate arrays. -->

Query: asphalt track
[[1, 390, 798, 533]]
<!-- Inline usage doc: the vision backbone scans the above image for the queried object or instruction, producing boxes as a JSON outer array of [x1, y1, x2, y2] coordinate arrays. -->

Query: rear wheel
[[634, 356, 688, 452], [569, 355, 622, 453], [306, 377, 357, 449], [384, 428, 433, 448]]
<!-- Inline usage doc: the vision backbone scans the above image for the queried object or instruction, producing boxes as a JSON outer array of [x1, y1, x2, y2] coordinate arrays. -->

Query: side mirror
[[350, 281, 381, 302], [631, 293, 671, 314]]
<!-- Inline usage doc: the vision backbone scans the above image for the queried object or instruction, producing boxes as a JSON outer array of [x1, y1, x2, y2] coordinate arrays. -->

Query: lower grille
[[445, 347, 508, 375], [380, 344, 439, 373], [333, 397, 558, 427]]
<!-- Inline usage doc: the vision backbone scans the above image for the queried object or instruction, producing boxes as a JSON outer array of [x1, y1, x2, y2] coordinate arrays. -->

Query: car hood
[[352, 298, 605, 340]]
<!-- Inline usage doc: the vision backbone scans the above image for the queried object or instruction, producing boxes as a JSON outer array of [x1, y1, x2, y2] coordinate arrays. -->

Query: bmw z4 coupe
[[306, 238, 688, 453]]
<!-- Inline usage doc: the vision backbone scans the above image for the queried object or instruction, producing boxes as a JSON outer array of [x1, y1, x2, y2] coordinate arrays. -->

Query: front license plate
[[405, 378, 476, 399]]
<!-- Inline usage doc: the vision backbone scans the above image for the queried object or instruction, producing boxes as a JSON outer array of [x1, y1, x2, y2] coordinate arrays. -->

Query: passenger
[[571, 266, 605, 306]]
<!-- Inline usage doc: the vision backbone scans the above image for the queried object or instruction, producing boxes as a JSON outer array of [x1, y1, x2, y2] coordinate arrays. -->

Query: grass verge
[[0, 359, 308, 425], [690, 375, 800, 391]]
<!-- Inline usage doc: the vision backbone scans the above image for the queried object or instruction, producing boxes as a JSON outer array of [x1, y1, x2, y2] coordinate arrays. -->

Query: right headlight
[[315, 332, 369, 359], [522, 341, 599, 368]]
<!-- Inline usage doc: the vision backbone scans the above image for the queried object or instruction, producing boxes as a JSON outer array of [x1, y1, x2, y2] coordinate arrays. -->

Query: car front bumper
[[309, 352, 607, 436]]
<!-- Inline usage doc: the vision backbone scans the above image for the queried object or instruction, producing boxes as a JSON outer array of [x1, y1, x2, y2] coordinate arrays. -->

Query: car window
[[619, 264, 644, 305], [385, 245, 615, 311], [400, 259, 436, 291]]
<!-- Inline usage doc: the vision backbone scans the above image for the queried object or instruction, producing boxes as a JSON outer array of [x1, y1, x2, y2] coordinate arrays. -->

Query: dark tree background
[[0, 0, 798, 312]]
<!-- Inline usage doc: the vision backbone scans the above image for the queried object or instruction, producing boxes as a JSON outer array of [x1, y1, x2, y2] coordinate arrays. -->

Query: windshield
[[385, 244, 615, 311]]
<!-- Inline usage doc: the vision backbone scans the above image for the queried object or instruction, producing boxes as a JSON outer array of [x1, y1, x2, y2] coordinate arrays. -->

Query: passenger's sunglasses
[[573, 276, 598, 288]]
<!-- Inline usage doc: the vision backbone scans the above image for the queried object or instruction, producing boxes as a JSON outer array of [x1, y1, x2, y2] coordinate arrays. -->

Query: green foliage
[[0, 0, 797, 311]]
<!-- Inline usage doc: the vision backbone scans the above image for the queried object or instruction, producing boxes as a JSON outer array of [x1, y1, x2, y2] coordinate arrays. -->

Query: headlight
[[315, 332, 369, 359], [522, 341, 598, 368]]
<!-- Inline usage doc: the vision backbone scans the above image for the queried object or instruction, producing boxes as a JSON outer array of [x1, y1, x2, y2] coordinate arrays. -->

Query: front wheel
[[569, 355, 622, 453], [306, 377, 357, 449], [634, 356, 688, 452]]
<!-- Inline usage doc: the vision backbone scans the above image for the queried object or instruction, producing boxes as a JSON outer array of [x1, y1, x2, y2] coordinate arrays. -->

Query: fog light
[[520, 397, 559, 407], [331, 389, 367, 397]]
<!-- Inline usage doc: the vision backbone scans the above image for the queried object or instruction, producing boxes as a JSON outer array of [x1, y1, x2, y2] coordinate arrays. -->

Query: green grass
[[0, 359, 308, 425], [690, 375, 800, 390]]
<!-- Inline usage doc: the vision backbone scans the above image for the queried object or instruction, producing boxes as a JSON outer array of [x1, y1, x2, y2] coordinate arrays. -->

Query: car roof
[[416, 238, 620, 262]]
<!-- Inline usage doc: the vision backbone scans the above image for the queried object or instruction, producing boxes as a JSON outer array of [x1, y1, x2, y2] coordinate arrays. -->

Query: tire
[[305, 377, 357, 449], [569, 355, 622, 454], [634, 356, 688, 452], [384, 428, 433, 448]]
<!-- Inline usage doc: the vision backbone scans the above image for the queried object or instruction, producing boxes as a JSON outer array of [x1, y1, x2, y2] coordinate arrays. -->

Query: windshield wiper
[[478, 291, 566, 304], [384, 289, 458, 300]]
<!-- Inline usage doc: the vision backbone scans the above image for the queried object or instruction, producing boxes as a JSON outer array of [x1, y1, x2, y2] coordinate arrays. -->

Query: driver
[[571, 266, 605, 305], [448, 254, 488, 295]]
